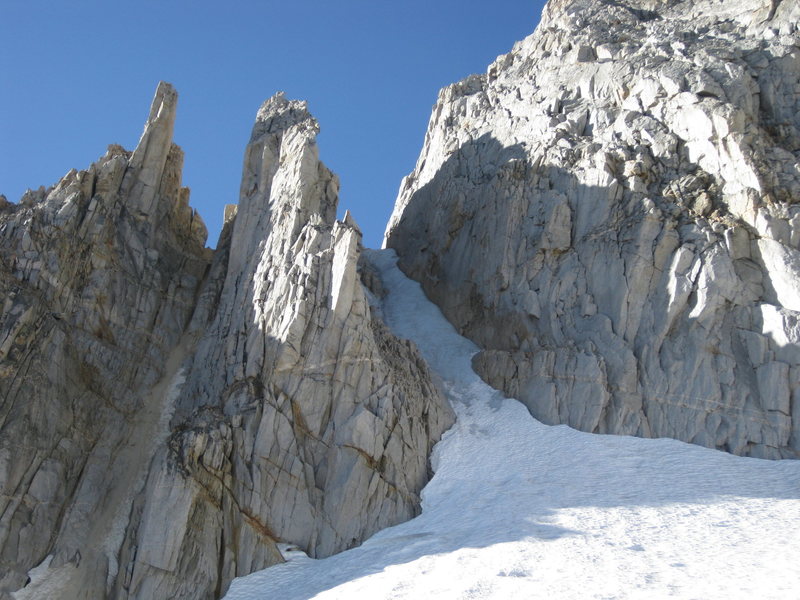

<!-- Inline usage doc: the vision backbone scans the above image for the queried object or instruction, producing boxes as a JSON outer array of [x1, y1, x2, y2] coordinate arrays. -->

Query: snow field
[[224, 249, 800, 600]]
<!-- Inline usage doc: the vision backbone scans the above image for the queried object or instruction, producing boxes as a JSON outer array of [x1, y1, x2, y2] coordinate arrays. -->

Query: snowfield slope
[[224, 250, 800, 600]]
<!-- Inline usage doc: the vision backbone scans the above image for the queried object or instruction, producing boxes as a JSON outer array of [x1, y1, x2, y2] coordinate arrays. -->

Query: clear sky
[[1, 1, 545, 248]]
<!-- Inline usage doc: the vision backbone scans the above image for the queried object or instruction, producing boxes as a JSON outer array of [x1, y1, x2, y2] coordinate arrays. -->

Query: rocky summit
[[2, 0, 799, 597], [386, 0, 800, 459], [0, 84, 453, 598]]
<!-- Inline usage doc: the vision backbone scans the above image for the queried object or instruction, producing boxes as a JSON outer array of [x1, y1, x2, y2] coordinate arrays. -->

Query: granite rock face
[[0, 82, 211, 598], [385, 0, 800, 458], [1, 85, 453, 599], [116, 93, 454, 600]]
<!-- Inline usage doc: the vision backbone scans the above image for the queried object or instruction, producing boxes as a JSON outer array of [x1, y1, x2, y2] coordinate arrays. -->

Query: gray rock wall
[[385, 0, 800, 459], [1, 86, 453, 599], [117, 93, 454, 599], [0, 82, 211, 597]]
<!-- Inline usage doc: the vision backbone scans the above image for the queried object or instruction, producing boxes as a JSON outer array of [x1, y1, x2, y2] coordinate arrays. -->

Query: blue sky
[[1, 1, 544, 248]]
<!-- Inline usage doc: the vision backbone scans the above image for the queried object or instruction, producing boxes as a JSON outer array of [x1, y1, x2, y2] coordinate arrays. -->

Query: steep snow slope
[[224, 249, 800, 599]]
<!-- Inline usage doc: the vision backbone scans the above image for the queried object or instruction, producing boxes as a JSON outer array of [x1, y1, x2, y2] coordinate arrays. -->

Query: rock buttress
[[385, 0, 800, 458], [114, 93, 454, 599], [2, 86, 453, 599]]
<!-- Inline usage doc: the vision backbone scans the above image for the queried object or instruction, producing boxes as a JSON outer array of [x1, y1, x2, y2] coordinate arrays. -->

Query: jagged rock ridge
[[386, 0, 800, 458], [0, 84, 453, 599]]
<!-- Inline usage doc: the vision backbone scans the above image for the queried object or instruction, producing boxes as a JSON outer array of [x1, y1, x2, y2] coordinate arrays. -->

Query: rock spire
[[0, 83, 452, 599]]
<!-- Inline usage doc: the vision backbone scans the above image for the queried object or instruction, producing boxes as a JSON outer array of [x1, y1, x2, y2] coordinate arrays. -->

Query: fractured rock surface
[[385, 0, 800, 458], [0, 82, 210, 598], [0, 85, 453, 599], [118, 93, 454, 600]]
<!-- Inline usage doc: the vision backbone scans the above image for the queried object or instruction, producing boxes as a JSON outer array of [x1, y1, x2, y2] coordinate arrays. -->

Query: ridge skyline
[[0, 0, 544, 249]]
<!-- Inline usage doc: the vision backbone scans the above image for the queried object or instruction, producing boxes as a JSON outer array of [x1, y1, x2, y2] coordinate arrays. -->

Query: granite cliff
[[386, 0, 800, 458], [3, 0, 800, 596], [0, 84, 453, 598]]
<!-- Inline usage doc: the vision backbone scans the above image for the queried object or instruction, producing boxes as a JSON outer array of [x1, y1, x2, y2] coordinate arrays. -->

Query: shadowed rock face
[[0, 82, 211, 598], [385, 0, 800, 459], [0, 85, 453, 599]]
